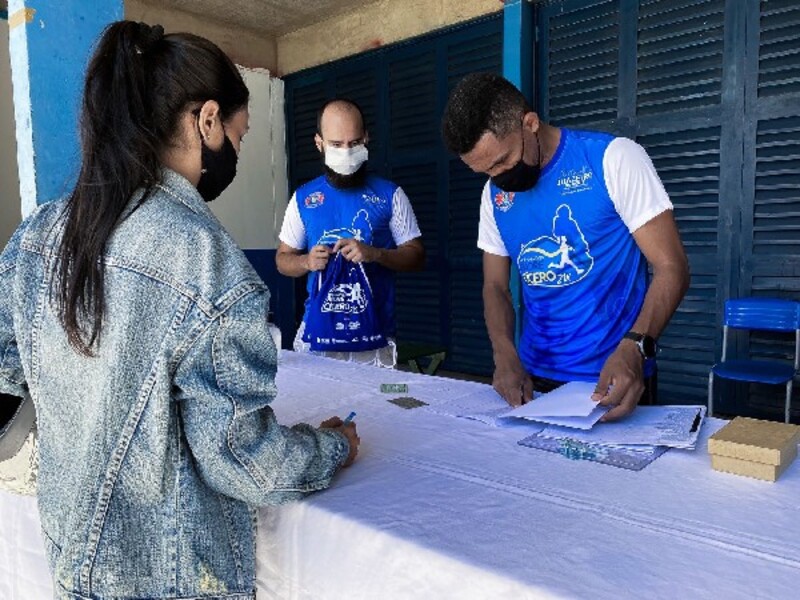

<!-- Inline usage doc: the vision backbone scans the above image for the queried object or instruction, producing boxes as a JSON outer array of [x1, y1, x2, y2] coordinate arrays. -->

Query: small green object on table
[[380, 383, 408, 394]]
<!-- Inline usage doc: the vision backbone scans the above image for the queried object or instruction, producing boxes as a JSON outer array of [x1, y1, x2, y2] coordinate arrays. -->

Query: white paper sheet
[[499, 381, 598, 419], [504, 404, 609, 430]]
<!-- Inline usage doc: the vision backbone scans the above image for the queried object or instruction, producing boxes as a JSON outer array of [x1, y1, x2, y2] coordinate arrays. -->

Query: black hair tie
[[134, 22, 164, 55]]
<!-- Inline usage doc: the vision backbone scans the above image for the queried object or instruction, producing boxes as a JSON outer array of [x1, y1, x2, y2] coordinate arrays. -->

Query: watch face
[[642, 336, 657, 358]]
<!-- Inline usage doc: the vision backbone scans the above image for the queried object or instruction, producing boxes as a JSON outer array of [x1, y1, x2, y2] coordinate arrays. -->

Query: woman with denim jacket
[[0, 21, 359, 599]]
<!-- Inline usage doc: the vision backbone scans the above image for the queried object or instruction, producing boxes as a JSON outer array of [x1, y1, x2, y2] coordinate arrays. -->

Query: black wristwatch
[[623, 331, 657, 359]]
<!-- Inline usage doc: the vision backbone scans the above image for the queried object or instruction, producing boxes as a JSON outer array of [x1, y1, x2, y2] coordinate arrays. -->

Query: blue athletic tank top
[[489, 128, 651, 381]]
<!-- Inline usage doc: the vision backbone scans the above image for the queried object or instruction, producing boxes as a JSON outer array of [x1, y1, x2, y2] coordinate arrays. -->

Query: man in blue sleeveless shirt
[[442, 73, 689, 421], [277, 99, 425, 367]]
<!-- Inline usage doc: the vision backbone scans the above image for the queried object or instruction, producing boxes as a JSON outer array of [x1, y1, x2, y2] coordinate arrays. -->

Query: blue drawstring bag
[[303, 252, 386, 352]]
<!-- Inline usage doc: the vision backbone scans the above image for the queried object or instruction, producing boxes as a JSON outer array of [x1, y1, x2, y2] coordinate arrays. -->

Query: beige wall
[[125, 0, 277, 70], [277, 0, 503, 75], [1, 21, 21, 248]]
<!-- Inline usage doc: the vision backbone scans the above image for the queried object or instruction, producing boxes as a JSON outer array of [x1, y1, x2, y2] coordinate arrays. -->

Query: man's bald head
[[317, 99, 366, 139]]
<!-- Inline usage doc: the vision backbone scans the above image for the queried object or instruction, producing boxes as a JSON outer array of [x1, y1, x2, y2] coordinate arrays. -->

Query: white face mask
[[324, 145, 369, 175]]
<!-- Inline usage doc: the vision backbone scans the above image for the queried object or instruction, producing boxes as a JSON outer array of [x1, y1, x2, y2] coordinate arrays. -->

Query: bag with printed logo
[[303, 252, 386, 352]]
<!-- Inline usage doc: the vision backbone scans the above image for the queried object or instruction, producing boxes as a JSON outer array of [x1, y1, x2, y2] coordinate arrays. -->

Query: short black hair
[[316, 98, 367, 136], [441, 72, 530, 155]]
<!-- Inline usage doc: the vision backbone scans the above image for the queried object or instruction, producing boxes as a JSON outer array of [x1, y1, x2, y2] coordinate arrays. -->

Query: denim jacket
[[0, 169, 350, 599]]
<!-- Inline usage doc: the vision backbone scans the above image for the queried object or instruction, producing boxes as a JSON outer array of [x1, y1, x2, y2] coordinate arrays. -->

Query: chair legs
[[708, 370, 794, 422], [707, 372, 714, 419], [785, 379, 793, 424]]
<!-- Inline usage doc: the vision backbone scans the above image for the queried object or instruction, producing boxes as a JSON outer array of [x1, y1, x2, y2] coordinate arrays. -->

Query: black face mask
[[491, 133, 542, 193], [197, 127, 239, 202]]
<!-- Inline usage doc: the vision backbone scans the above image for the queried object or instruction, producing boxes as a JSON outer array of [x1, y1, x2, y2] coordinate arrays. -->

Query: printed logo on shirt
[[317, 209, 373, 245], [517, 204, 594, 288], [362, 193, 385, 205], [556, 166, 593, 195], [304, 191, 325, 208], [322, 275, 368, 315], [494, 191, 515, 212]]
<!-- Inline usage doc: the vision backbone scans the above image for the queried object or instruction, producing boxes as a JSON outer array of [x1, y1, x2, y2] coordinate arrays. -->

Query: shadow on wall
[[1, 16, 22, 249]]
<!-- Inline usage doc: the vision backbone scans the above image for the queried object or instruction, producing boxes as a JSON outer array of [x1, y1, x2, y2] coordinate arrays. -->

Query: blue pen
[[343, 411, 357, 425]]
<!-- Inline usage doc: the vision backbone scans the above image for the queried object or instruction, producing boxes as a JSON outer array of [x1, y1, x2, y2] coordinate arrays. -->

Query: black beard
[[323, 162, 368, 189]]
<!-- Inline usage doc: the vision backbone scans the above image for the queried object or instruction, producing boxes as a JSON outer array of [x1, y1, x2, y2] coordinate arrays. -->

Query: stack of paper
[[517, 403, 706, 471], [426, 380, 706, 471], [502, 383, 708, 470], [497, 381, 608, 429], [427, 381, 608, 430], [537, 405, 706, 451]]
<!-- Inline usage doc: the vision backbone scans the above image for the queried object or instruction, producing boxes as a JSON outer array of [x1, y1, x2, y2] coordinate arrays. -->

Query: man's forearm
[[629, 263, 690, 338], [276, 252, 310, 277], [483, 283, 519, 362], [372, 241, 425, 272]]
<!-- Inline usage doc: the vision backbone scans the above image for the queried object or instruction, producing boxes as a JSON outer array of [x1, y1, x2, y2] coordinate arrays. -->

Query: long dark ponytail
[[58, 21, 249, 355]]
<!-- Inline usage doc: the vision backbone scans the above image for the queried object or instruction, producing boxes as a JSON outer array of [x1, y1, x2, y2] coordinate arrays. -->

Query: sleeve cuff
[[626, 205, 672, 234], [477, 240, 510, 257]]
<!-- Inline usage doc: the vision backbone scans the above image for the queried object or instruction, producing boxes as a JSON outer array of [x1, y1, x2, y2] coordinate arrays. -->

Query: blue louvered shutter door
[[443, 20, 502, 375], [388, 44, 445, 349], [390, 16, 503, 374], [539, 0, 732, 405], [634, 0, 730, 407], [539, 0, 621, 132], [736, 0, 800, 419], [285, 76, 330, 188]]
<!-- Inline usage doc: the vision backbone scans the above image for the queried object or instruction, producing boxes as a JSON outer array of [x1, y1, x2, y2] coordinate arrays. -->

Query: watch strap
[[623, 331, 656, 358]]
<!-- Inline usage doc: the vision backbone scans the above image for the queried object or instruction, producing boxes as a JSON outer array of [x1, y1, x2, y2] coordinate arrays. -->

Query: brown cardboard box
[[708, 417, 800, 482], [710, 454, 794, 482]]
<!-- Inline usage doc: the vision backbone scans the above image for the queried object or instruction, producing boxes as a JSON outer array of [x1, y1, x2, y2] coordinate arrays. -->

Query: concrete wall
[[1, 20, 21, 248], [125, 0, 277, 70], [277, 0, 503, 75]]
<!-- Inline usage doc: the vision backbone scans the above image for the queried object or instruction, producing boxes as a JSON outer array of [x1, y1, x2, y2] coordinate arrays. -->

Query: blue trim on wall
[[503, 0, 534, 102], [1, 9, 8, 20], [503, 0, 534, 344], [16, 1, 123, 205]]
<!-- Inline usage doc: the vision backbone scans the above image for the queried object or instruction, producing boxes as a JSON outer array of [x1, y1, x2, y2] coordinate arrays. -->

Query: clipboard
[[517, 433, 669, 471]]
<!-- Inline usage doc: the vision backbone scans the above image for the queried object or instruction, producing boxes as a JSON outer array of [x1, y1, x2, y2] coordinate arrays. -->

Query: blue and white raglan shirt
[[280, 174, 422, 345], [478, 129, 673, 382]]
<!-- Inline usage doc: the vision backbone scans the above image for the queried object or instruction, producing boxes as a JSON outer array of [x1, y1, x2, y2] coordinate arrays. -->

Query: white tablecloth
[[3, 351, 800, 599]]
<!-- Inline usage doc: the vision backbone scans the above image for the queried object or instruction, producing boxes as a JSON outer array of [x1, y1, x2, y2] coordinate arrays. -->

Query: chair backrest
[[724, 298, 800, 332]]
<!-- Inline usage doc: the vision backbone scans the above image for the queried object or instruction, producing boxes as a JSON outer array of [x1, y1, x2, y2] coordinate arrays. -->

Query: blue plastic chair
[[708, 298, 800, 423]]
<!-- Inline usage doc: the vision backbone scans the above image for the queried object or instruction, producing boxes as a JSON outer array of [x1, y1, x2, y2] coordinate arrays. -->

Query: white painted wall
[[0, 21, 22, 248], [211, 68, 288, 250]]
